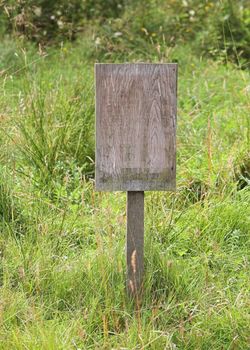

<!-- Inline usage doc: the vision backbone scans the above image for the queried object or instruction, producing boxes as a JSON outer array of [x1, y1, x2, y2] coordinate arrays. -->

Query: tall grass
[[0, 24, 249, 350]]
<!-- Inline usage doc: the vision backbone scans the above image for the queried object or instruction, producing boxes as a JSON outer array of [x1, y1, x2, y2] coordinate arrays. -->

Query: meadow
[[0, 1, 250, 348]]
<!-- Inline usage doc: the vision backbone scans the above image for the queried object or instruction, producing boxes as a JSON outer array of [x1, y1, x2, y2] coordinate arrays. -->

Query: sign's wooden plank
[[126, 191, 144, 295], [95, 63, 177, 191]]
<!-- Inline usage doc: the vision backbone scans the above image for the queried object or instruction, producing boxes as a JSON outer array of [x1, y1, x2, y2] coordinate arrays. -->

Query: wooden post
[[126, 191, 144, 296], [95, 63, 177, 297]]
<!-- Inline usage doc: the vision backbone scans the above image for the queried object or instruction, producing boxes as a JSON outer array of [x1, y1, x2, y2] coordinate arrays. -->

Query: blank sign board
[[95, 63, 177, 191]]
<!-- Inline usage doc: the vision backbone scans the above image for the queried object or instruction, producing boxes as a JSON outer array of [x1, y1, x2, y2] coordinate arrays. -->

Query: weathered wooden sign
[[95, 63, 177, 191], [95, 63, 177, 296]]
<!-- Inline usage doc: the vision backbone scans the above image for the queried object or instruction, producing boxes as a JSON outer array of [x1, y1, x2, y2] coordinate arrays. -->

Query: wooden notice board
[[95, 63, 177, 191]]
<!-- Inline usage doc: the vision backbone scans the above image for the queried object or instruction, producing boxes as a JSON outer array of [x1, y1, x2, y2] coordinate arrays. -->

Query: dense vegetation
[[0, 0, 249, 349]]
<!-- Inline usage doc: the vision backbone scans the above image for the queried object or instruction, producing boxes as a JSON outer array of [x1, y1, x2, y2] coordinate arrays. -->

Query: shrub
[[93, 0, 250, 65], [0, 0, 124, 43]]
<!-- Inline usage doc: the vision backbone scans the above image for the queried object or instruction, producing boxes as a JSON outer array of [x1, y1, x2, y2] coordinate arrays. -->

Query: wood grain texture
[[126, 191, 144, 295], [95, 63, 177, 191]]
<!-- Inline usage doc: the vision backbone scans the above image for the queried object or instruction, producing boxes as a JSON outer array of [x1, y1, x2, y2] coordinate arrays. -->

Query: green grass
[[0, 34, 249, 349]]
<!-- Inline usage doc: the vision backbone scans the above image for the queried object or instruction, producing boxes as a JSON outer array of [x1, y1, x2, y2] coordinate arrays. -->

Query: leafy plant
[[0, 0, 125, 42]]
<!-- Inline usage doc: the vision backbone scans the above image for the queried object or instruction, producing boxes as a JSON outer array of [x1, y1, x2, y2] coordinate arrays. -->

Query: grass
[[0, 33, 249, 349]]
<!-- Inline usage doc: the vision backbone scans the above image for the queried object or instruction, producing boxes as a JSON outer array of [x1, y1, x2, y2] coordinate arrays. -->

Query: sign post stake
[[95, 63, 177, 297], [126, 191, 144, 296]]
